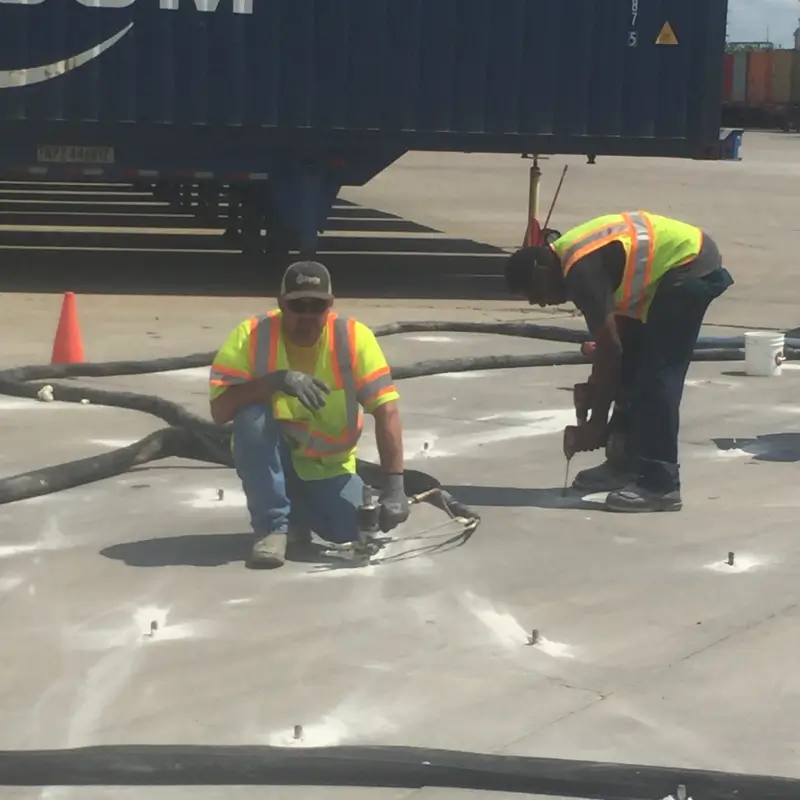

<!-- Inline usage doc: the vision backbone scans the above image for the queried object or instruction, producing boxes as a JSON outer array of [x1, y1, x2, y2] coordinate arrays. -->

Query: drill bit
[[562, 425, 577, 496], [562, 456, 572, 496]]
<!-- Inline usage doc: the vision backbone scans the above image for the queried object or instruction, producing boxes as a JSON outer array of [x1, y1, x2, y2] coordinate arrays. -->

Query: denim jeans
[[231, 404, 364, 543], [611, 265, 734, 486]]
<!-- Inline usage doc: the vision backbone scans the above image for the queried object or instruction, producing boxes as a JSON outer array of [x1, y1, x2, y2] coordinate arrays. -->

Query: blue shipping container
[[0, 0, 729, 255], [0, 0, 728, 163]]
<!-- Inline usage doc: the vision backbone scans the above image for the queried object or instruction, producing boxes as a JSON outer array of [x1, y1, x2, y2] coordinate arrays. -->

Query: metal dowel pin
[[528, 629, 540, 646], [727, 551, 735, 566], [562, 459, 571, 497], [292, 724, 303, 740], [217, 489, 225, 501], [149, 621, 158, 638]]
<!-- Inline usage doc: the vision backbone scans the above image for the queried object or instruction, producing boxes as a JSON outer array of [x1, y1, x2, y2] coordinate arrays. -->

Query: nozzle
[[358, 484, 381, 536]]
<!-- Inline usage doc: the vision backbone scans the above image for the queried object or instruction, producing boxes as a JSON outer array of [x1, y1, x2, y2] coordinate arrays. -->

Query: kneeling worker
[[209, 260, 409, 567], [505, 211, 734, 512]]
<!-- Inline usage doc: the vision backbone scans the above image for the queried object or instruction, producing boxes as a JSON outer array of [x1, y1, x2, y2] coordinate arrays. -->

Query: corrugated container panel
[[771, 50, 795, 104], [722, 53, 734, 102], [0, 0, 728, 150], [731, 51, 748, 102], [746, 50, 774, 105], [792, 51, 800, 103]]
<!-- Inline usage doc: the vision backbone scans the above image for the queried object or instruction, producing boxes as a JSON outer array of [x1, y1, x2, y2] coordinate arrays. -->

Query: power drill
[[573, 381, 592, 425]]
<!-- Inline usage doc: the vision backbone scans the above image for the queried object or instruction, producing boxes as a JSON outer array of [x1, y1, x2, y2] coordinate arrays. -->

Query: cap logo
[[296, 274, 321, 285]]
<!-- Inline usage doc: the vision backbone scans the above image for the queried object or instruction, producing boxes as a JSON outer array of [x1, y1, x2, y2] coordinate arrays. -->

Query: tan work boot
[[247, 531, 288, 569]]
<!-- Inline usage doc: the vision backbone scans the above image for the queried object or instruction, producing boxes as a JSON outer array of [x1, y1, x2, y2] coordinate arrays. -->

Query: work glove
[[378, 473, 410, 533], [563, 419, 608, 459], [266, 370, 330, 412]]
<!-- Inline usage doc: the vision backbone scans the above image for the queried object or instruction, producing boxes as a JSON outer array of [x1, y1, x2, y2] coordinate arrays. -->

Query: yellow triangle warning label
[[655, 21, 679, 45]]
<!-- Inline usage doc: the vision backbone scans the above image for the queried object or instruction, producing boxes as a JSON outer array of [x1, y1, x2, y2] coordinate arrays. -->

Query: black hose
[[0, 319, 797, 795], [1, 743, 800, 799], [0, 321, 797, 509]]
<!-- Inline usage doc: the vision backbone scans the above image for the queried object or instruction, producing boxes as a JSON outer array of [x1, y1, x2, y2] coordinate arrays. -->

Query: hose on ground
[[0, 319, 798, 794], [0, 742, 799, 798], [0, 320, 797, 515]]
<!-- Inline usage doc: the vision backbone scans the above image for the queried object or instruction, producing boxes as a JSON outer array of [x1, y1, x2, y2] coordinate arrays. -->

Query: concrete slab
[[2, 325, 800, 800], [3, 130, 800, 798], [341, 130, 800, 330]]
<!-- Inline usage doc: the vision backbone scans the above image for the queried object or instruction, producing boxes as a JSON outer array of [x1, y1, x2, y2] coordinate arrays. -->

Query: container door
[[792, 50, 800, 104], [722, 53, 734, 102], [771, 51, 793, 104], [731, 51, 748, 102], [746, 50, 773, 105]]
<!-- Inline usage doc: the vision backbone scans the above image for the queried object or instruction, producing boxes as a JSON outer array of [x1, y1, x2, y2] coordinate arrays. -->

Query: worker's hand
[[378, 473, 410, 533], [267, 370, 331, 411], [563, 419, 608, 459]]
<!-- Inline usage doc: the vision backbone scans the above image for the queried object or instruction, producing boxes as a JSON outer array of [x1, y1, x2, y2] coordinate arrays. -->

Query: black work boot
[[572, 431, 635, 493], [605, 459, 682, 513], [287, 521, 312, 548]]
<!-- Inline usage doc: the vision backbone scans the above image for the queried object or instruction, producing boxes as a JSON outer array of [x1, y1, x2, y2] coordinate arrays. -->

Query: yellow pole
[[526, 155, 541, 244]]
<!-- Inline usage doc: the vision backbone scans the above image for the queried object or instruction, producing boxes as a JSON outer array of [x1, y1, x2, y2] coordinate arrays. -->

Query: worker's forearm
[[589, 350, 621, 424], [373, 402, 404, 474], [209, 377, 272, 425]]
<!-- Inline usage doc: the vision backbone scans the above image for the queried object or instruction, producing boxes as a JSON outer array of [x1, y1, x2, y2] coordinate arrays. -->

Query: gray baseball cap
[[280, 260, 333, 300]]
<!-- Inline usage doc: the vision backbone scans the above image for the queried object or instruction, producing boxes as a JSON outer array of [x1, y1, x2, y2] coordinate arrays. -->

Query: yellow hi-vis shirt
[[209, 310, 400, 481]]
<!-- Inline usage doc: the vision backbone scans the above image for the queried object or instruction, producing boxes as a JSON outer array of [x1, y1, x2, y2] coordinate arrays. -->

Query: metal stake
[[562, 457, 572, 496]]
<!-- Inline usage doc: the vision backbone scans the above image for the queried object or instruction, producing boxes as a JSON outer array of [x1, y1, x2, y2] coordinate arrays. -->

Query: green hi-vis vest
[[210, 311, 395, 481], [551, 211, 704, 321]]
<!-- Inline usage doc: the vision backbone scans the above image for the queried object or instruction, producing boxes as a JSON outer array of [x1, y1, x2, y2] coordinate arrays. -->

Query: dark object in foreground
[[0, 743, 798, 800]]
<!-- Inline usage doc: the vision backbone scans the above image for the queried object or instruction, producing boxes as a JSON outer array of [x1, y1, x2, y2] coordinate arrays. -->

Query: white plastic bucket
[[744, 331, 786, 377]]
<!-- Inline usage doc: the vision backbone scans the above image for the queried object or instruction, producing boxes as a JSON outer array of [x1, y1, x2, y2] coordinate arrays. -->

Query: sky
[[727, 0, 799, 47]]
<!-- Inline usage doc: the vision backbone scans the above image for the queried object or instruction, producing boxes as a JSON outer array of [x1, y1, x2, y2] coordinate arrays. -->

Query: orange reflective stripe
[[567, 232, 625, 270], [560, 220, 628, 272], [361, 384, 397, 408], [356, 365, 390, 389], [357, 364, 395, 407], [619, 215, 638, 314], [327, 312, 344, 390], [210, 364, 251, 381], [268, 314, 279, 370], [246, 315, 258, 371], [618, 211, 656, 316], [281, 419, 354, 445], [347, 317, 358, 375]]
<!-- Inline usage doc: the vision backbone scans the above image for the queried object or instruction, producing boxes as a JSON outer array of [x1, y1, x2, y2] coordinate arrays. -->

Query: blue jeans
[[232, 404, 364, 544]]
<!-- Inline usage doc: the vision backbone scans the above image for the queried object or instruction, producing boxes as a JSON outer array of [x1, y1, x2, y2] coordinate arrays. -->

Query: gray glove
[[266, 370, 330, 411], [378, 473, 410, 533]]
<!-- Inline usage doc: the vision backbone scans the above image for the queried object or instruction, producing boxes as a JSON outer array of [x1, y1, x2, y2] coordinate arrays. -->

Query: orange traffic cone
[[523, 217, 543, 247], [51, 291, 85, 365]]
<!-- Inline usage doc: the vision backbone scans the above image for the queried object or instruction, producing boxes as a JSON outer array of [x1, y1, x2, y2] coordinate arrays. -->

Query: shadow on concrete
[[0, 181, 512, 301], [442, 484, 606, 510], [712, 433, 800, 463], [101, 533, 252, 568], [100, 533, 344, 569], [99, 527, 469, 569]]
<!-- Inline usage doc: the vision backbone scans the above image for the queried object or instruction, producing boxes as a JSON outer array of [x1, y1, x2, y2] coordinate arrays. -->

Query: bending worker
[[505, 210, 734, 513], [208, 260, 409, 568]]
